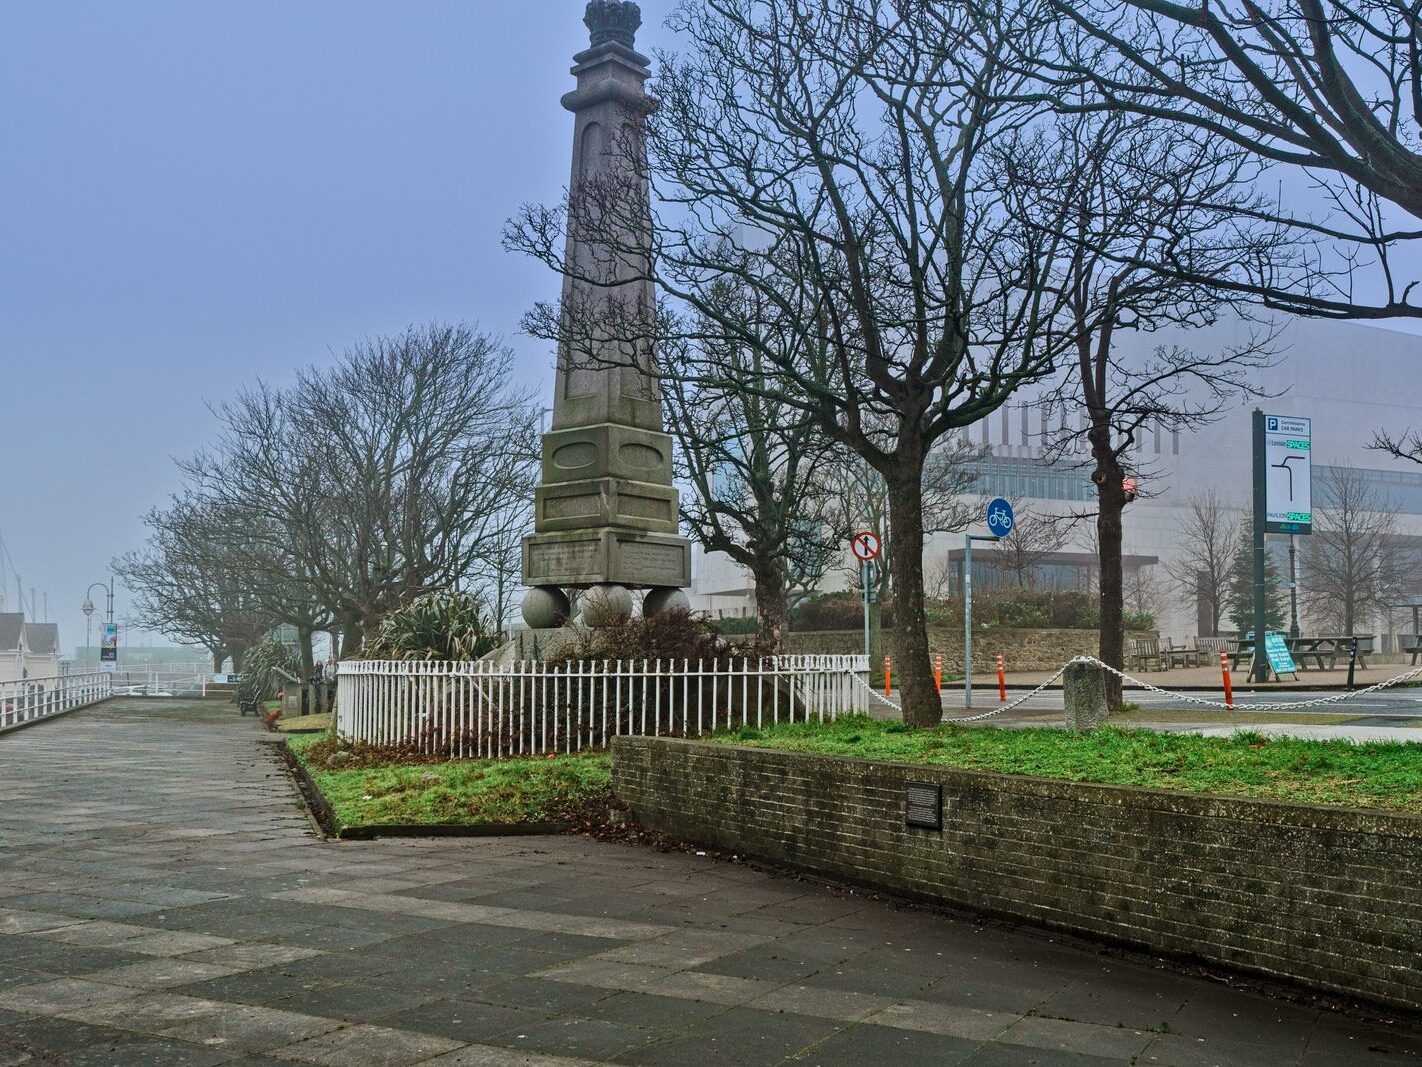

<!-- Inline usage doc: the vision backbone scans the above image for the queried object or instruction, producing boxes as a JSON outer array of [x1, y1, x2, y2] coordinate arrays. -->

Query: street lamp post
[[82, 579, 114, 667]]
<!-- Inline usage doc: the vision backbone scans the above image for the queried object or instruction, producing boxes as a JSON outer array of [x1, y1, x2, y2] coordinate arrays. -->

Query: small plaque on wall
[[905, 782, 942, 830]]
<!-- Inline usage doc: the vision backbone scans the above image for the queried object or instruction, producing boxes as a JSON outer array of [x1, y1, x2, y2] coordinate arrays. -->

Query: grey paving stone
[[58, 1033, 238, 1066], [161, 1004, 345, 1052], [577, 991, 731, 1031], [792, 1021, 980, 1064], [488, 1015, 663, 1060], [420, 1044, 595, 1066], [612, 1005, 845, 1066], [272, 1022, 463, 1065], [377, 997, 547, 1044], [998, 1016, 1155, 1059]]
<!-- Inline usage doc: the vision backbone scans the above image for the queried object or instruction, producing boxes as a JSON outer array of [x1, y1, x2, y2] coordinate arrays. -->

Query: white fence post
[[332, 654, 869, 753]]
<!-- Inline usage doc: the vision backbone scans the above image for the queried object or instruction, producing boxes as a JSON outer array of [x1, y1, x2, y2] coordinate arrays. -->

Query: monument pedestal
[[523, 529, 691, 590]]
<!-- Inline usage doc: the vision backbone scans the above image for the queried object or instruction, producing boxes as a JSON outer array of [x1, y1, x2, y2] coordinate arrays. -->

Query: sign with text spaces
[[1264, 415, 1311, 534]]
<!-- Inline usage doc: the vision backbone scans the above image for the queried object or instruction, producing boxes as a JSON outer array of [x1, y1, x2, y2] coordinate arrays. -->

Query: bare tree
[[114, 496, 278, 671], [1303, 466, 1402, 635], [1001, 106, 1279, 704], [1170, 492, 1241, 637], [993, 498, 1070, 588], [1053, 0, 1422, 319], [508, 0, 1080, 723], [184, 323, 539, 654]]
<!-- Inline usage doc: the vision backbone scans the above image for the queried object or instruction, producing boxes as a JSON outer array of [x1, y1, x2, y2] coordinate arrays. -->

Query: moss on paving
[[273, 712, 332, 733], [710, 715, 1422, 814], [286, 734, 611, 829]]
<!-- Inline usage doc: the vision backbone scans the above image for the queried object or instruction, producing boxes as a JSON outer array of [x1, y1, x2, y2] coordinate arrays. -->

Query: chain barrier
[[851, 665, 1071, 722], [854, 655, 1422, 718], [1072, 655, 1422, 712]]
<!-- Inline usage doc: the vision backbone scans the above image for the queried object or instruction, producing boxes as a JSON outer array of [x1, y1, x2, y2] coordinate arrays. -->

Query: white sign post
[[1263, 415, 1312, 535]]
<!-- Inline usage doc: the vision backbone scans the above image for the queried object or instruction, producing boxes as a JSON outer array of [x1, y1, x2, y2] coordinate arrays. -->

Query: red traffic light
[[1122, 475, 1139, 502]]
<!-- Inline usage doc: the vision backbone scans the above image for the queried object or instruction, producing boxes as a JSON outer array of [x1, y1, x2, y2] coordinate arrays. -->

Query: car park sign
[[1264, 415, 1311, 535]]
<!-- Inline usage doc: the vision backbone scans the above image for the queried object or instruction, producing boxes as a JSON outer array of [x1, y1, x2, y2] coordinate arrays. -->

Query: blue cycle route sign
[[986, 497, 1014, 538]]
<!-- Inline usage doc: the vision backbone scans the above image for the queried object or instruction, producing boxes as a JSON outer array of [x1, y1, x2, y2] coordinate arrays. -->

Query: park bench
[[1195, 637, 1230, 663], [1403, 634, 1422, 665], [1127, 638, 1161, 672], [1162, 641, 1200, 669]]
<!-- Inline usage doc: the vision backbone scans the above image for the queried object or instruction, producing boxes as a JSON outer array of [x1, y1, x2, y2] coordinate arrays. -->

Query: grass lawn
[[286, 734, 612, 830], [711, 715, 1422, 813], [1111, 708, 1363, 726]]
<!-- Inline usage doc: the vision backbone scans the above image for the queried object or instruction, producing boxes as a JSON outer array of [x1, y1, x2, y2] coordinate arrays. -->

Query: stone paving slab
[[0, 698, 1419, 1065]]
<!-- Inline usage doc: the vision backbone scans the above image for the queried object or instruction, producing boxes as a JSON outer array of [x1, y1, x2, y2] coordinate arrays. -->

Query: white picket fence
[[0, 672, 112, 732], [336, 656, 868, 758]]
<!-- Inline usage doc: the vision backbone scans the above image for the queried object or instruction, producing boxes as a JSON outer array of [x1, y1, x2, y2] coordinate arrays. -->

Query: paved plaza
[[0, 702, 1418, 1065]]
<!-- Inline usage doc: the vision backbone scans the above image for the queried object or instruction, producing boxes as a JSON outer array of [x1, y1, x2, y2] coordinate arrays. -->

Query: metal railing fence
[[71, 663, 213, 697], [0, 672, 111, 731], [336, 655, 868, 758]]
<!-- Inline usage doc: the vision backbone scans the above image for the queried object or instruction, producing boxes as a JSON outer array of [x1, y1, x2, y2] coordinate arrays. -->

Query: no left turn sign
[[850, 531, 882, 562]]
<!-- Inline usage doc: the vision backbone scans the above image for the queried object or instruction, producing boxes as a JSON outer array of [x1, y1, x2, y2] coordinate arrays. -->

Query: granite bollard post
[[1063, 661, 1109, 730]]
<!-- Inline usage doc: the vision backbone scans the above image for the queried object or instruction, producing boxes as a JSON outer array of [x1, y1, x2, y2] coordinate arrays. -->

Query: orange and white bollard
[[996, 653, 1006, 702], [933, 653, 943, 693], [1220, 649, 1233, 708], [884, 655, 892, 697]]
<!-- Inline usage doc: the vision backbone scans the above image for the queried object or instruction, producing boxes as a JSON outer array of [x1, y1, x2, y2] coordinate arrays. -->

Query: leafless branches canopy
[[123, 323, 538, 665], [1054, 0, 1422, 318]]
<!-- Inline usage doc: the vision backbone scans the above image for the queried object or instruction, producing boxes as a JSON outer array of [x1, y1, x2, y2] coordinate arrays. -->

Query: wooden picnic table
[[1229, 635, 1373, 672]]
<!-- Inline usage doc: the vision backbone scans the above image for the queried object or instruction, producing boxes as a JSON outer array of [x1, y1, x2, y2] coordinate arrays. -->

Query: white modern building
[[688, 314, 1422, 645]]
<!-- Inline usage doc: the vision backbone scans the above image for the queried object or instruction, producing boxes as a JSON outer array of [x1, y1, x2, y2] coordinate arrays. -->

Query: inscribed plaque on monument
[[528, 540, 599, 580], [616, 540, 685, 585]]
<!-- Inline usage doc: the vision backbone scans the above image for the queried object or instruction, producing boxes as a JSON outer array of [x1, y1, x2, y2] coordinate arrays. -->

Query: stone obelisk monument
[[520, 0, 691, 630]]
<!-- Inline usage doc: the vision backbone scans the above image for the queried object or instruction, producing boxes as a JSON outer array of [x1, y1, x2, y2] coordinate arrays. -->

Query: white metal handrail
[[0, 672, 111, 732], [336, 656, 869, 758]]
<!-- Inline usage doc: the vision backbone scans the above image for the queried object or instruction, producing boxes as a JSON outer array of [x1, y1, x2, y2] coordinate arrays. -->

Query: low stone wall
[[613, 737, 1422, 1014], [774, 628, 1152, 671]]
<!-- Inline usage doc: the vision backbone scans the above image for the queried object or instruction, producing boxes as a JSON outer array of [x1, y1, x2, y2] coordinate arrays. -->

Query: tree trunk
[[1093, 452, 1126, 711], [340, 617, 363, 660], [751, 556, 790, 653], [210, 646, 226, 673], [297, 627, 317, 712], [885, 459, 938, 726]]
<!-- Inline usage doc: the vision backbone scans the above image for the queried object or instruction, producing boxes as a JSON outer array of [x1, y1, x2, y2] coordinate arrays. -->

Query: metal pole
[[861, 561, 870, 663], [1251, 410, 1270, 682], [964, 533, 973, 709], [1288, 535, 1300, 640]]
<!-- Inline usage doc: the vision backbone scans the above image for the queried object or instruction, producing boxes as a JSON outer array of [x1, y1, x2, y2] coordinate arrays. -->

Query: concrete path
[[0, 701, 1418, 1066]]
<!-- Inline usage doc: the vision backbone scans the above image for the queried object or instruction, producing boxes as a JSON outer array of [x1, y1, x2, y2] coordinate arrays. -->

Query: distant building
[[688, 315, 1422, 646], [22, 623, 59, 679], [0, 613, 62, 683]]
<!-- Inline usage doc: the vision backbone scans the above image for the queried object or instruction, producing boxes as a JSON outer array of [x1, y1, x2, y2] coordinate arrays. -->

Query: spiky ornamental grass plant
[[363, 591, 500, 662], [236, 639, 303, 704]]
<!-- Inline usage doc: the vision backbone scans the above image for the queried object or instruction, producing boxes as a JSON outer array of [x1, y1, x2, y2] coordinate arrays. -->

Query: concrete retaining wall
[[613, 737, 1422, 1014]]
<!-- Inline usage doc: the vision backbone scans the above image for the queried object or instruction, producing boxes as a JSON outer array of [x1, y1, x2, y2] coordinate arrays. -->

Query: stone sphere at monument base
[[579, 583, 634, 627], [521, 586, 571, 629], [642, 586, 690, 616]]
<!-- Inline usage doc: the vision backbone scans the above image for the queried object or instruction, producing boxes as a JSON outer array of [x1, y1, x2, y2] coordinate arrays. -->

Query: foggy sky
[[1, 0, 678, 653]]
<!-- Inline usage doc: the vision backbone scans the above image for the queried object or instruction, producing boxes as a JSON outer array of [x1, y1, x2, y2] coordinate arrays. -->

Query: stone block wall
[[613, 737, 1422, 1014], [769, 628, 1153, 671]]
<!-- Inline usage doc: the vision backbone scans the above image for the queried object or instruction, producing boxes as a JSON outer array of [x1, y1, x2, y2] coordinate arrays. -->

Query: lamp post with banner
[[82, 578, 115, 671]]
